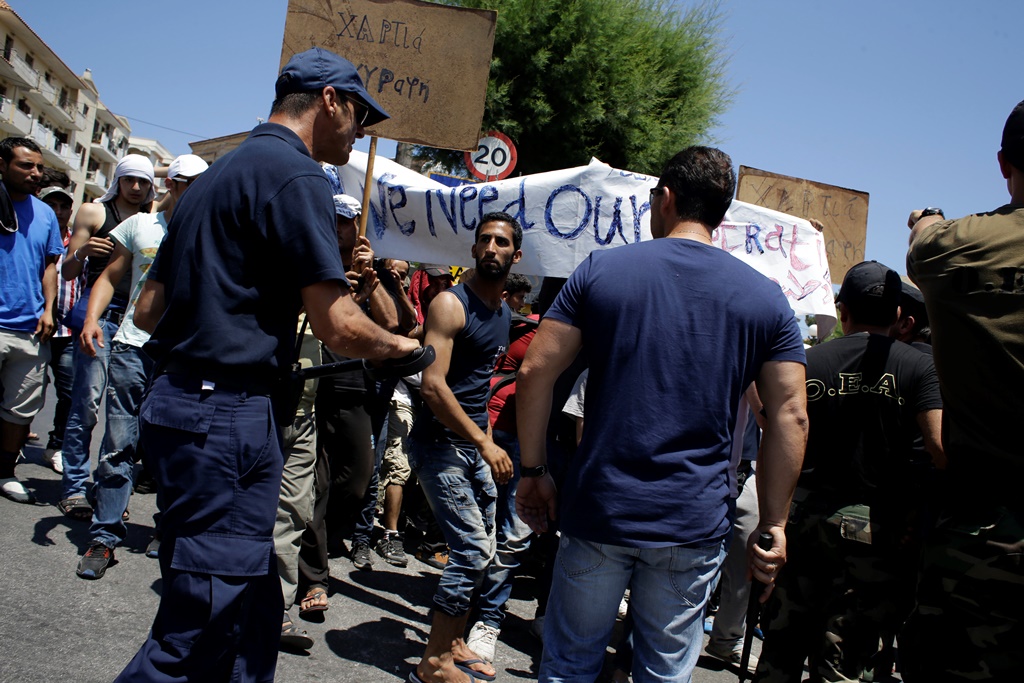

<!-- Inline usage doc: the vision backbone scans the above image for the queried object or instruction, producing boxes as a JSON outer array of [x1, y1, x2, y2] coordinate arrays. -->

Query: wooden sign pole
[[358, 136, 378, 238]]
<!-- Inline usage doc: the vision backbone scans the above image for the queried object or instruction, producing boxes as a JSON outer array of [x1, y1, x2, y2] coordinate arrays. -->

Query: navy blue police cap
[[275, 47, 390, 127]]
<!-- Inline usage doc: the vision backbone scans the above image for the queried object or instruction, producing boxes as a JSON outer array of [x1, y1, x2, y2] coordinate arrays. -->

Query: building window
[[24, 53, 33, 68], [17, 98, 30, 115], [3, 36, 12, 62]]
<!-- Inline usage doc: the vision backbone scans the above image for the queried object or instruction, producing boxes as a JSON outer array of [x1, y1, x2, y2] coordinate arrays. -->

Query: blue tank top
[[414, 283, 510, 445]]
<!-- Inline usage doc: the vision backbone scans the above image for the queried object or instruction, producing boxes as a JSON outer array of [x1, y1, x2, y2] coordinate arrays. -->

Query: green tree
[[417, 0, 730, 176]]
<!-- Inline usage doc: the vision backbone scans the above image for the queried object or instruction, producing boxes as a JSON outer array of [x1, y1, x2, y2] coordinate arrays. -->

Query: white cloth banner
[[333, 152, 836, 323]]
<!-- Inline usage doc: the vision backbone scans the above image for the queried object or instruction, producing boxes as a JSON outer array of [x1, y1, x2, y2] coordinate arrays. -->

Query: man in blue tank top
[[516, 147, 809, 683], [408, 212, 522, 683]]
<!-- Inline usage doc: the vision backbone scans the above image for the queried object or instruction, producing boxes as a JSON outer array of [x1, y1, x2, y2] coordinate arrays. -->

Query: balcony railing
[[85, 168, 108, 189], [0, 97, 33, 135], [1, 50, 40, 88], [30, 122, 55, 150]]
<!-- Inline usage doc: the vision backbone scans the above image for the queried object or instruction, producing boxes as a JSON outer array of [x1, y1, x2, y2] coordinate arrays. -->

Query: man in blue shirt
[[516, 146, 809, 683], [0, 136, 63, 505], [115, 48, 418, 683]]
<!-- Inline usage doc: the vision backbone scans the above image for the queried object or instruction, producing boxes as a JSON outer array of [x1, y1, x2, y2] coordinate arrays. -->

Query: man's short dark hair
[[0, 137, 42, 163], [658, 146, 736, 229], [269, 91, 321, 118], [40, 167, 71, 189], [476, 211, 523, 251], [504, 273, 532, 297]]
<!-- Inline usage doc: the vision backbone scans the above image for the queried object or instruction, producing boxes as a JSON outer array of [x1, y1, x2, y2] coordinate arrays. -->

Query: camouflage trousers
[[754, 507, 918, 683], [900, 504, 1024, 682]]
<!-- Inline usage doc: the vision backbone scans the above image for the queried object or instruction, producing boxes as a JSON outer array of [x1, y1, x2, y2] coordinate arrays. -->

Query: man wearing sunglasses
[[0, 136, 64, 505], [115, 48, 417, 682]]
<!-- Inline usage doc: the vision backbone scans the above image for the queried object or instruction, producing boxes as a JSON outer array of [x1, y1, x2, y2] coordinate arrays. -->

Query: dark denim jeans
[[476, 428, 534, 629], [90, 343, 153, 548], [61, 318, 117, 499], [45, 334, 75, 451], [409, 436, 496, 617]]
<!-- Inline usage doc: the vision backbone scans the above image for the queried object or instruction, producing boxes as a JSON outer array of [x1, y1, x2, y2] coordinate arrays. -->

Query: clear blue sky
[[13, 0, 1022, 275]]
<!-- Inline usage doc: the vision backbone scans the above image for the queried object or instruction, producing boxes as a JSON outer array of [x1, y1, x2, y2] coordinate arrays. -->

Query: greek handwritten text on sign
[[736, 166, 868, 283], [282, 0, 496, 151]]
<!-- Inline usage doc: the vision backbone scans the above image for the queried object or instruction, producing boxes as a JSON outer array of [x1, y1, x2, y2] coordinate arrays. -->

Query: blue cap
[[275, 47, 389, 127]]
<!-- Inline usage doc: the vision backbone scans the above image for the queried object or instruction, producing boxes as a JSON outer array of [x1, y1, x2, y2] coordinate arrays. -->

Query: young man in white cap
[[75, 154, 208, 579], [58, 153, 155, 521]]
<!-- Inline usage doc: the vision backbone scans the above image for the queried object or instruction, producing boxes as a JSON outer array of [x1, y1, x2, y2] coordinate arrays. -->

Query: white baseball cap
[[167, 154, 209, 181]]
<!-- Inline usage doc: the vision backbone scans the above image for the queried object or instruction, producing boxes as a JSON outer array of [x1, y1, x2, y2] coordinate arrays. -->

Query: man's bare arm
[[417, 291, 512, 483], [133, 279, 166, 334], [916, 409, 946, 470], [62, 203, 111, 280], [80, 242, 132, 356], [751, 360, 808, 598], [367, 282, 401, 333], [515, 318, 583, 532], [302, 280, 418, 360]]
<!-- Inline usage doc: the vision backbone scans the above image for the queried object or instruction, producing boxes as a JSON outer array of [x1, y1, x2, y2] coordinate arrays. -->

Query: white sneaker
[[465, 621, 500, 663], [0, 478, 35, 504], [617, 590, 630, 620], [704, 642, 758, 673], [43, 448, 63, 474]]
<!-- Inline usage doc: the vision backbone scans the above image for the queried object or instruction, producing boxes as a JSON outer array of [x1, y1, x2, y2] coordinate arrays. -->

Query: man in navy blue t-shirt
[[116, 48, 419, 683], [516, 146, 808, 683]]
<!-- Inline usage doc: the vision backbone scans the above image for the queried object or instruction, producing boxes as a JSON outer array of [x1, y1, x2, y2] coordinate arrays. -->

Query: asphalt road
[[0, 381, 759, 683]]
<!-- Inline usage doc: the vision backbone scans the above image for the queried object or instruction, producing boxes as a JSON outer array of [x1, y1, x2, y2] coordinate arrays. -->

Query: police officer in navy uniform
[[116, 48, 420, 682]]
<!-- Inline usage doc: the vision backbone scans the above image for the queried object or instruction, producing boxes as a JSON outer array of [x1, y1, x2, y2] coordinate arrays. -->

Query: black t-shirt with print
[[801, 332, 942, 510]]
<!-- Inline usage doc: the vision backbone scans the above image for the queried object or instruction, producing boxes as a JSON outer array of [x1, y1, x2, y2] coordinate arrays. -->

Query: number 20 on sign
[[465, 131, 518, 181]]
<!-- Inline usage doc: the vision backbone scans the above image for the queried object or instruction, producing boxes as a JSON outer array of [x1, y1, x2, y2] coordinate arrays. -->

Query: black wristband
[[520, 464, 548, 478]]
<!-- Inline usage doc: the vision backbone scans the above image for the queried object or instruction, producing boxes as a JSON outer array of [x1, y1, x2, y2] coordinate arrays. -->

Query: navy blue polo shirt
[[145, 123, 348, 379]]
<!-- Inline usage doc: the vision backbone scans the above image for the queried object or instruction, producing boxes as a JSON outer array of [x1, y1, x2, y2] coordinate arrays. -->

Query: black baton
[[739, 531, 773, 682]]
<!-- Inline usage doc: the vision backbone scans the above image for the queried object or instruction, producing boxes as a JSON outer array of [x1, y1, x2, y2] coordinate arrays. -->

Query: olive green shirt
[[907, 204, 1024, 468]]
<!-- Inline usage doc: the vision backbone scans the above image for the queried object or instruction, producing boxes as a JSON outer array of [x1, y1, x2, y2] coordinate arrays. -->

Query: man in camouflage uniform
[[900, 99, 1024, 681], [755, 261, 944, 682]]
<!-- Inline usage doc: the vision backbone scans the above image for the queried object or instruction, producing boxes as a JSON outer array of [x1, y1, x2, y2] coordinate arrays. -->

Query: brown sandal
[[299, 586, 329, 617]]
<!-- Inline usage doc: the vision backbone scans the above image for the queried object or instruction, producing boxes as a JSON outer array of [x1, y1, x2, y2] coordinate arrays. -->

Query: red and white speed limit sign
[[465, 131, 518, 181]]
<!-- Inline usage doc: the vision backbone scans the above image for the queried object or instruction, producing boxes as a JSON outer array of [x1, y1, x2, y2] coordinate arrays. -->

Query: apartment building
[[0, 1, 133, 205]]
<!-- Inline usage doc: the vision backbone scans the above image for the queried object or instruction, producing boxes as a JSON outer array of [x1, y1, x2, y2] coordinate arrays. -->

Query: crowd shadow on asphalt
[[324, 615, 427, 674], [329, 569, 437, 625]]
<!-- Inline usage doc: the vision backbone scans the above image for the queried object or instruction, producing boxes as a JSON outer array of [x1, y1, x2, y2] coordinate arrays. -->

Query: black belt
[[99, 308, 126, 326], [160, 359, 278, 396]]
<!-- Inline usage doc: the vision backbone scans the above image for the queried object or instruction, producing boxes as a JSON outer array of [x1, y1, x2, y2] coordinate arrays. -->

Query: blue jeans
[[90, 343, 153, 548], [61, 318, 117, 499], [541, 535, 725, 683], [477, 428, 534, 629], [45, 335, 76, 451], [409, 436, 497, 617]]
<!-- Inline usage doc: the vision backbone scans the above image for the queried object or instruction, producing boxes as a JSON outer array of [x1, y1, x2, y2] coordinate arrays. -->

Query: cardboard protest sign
[[281, 0, 496, 151], [329, 152, 835, 324], [736, 166, 868, 283]]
